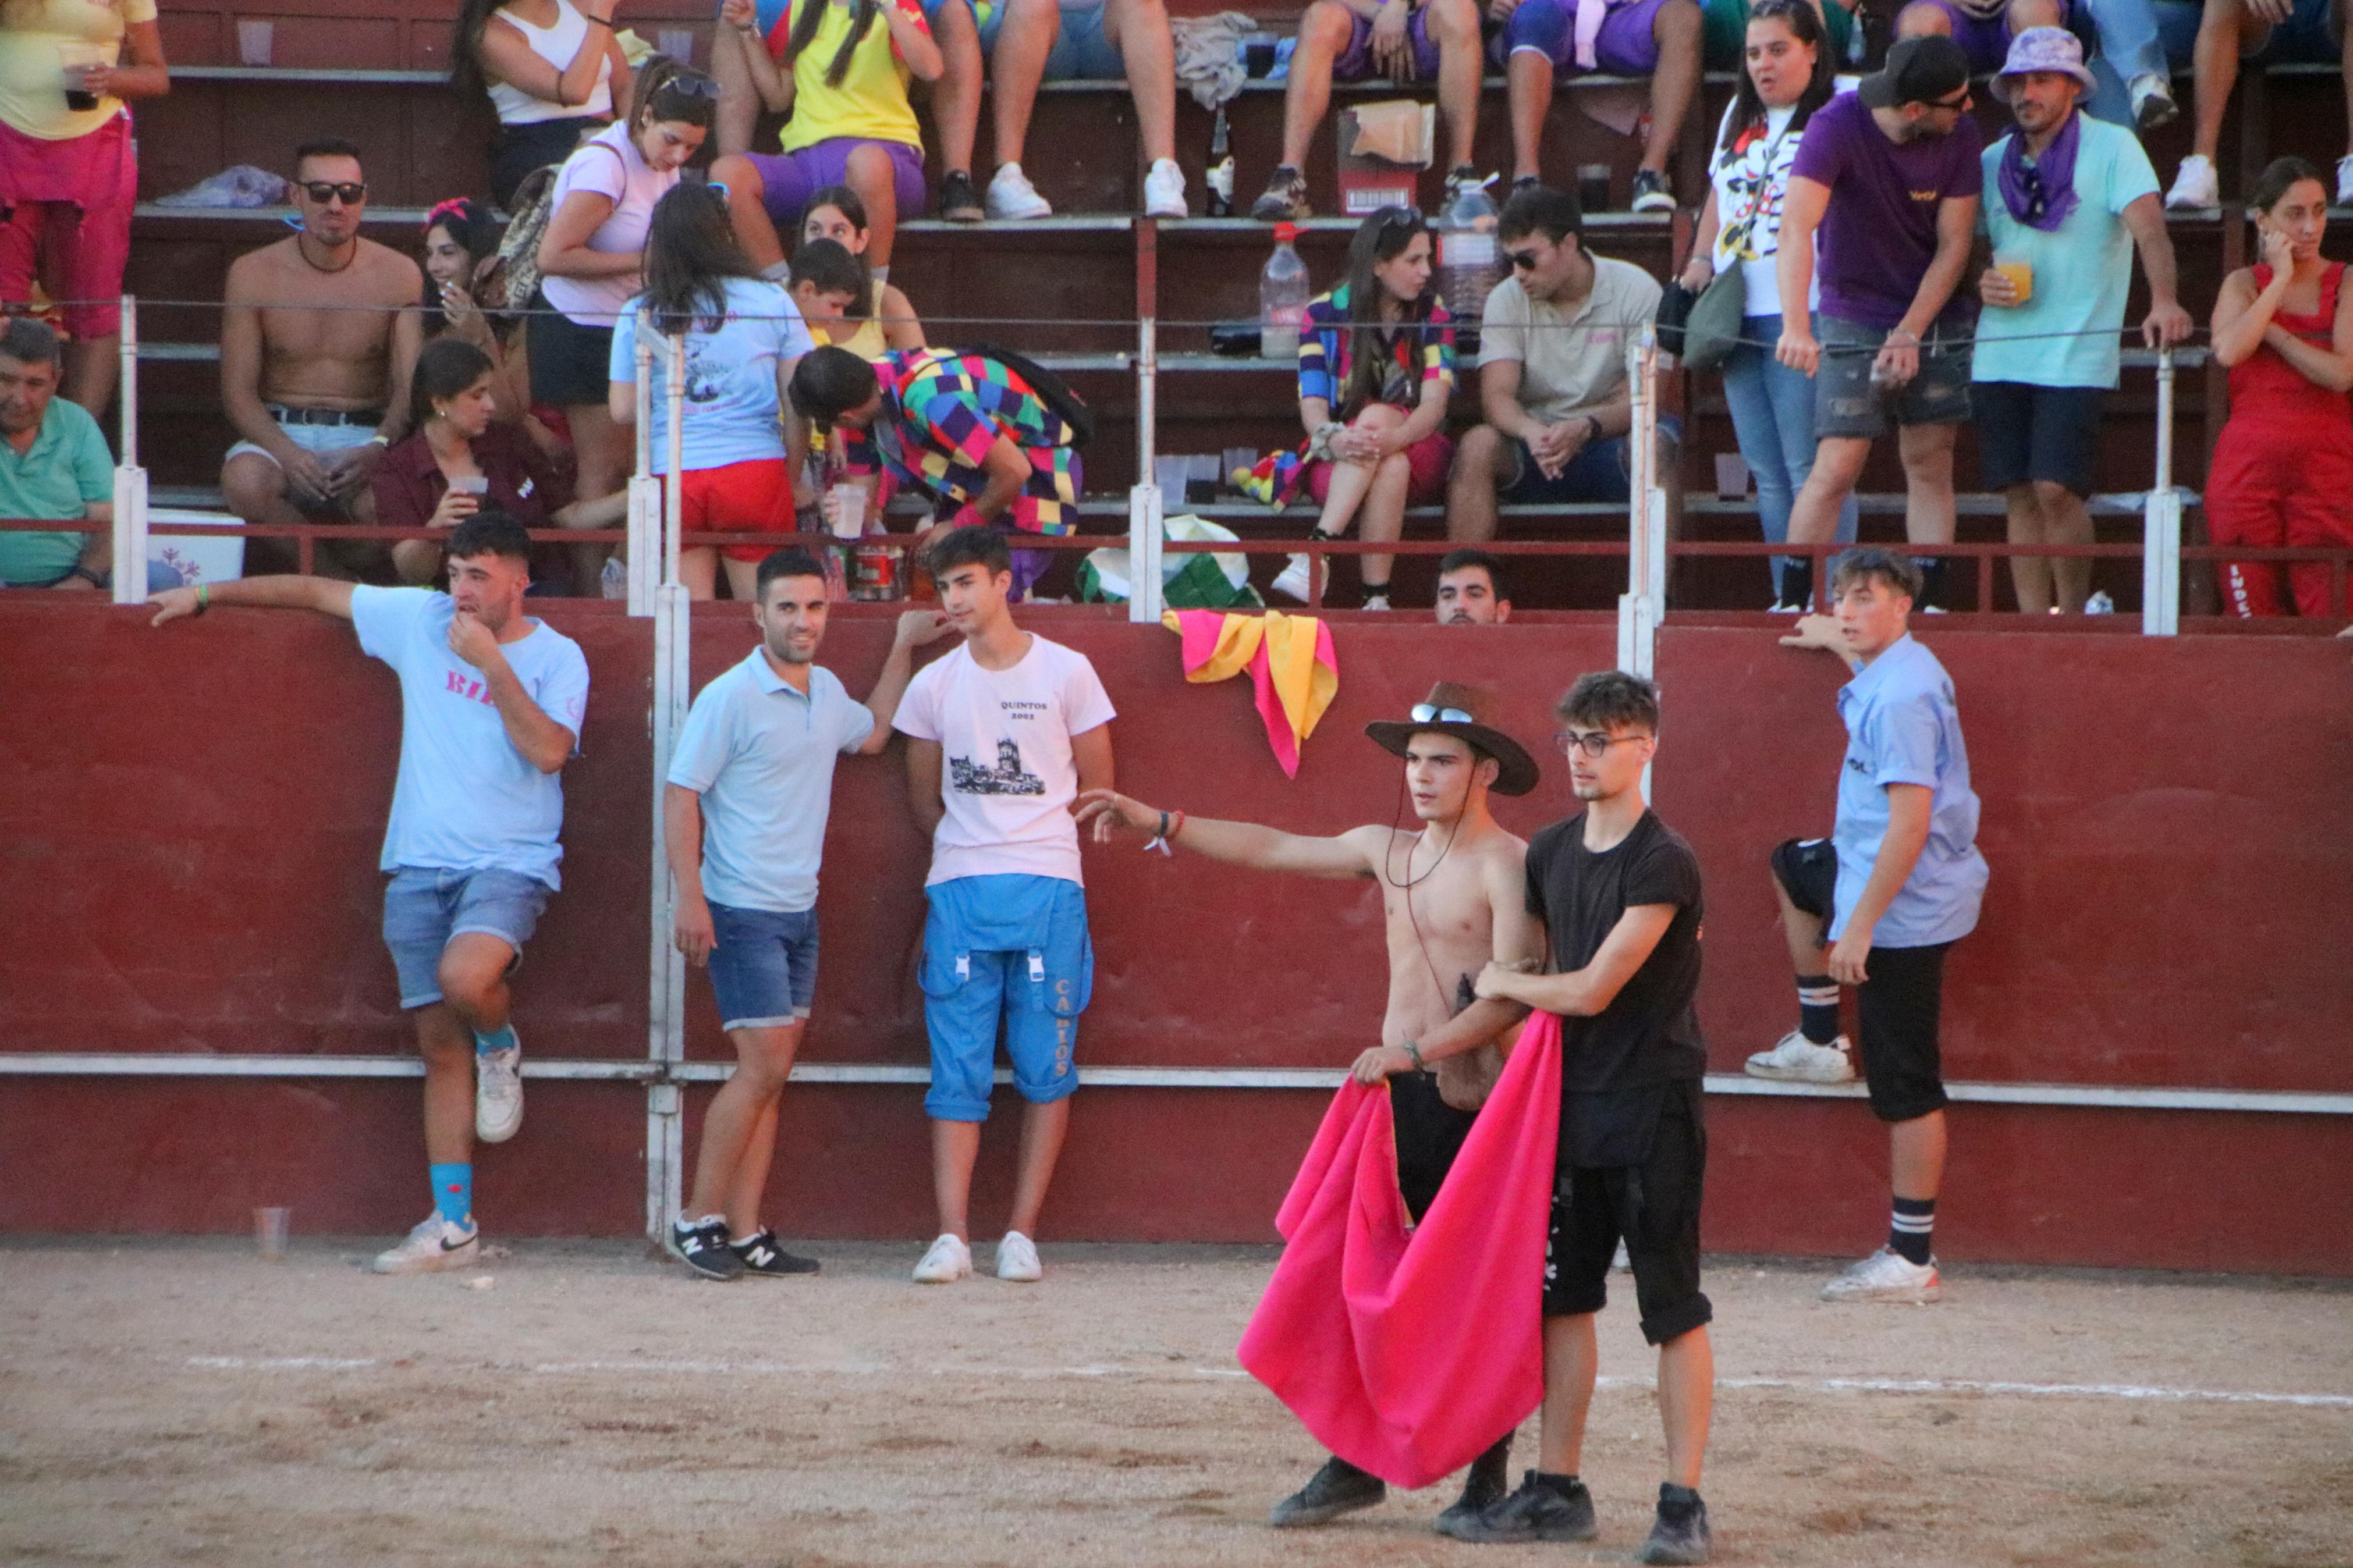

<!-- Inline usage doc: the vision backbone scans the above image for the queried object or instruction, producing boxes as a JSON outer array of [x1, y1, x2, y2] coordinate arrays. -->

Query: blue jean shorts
[[707, 901, 820, 1030], [382, 866, 549, 1010], [942, 0, 1125, 78], [919, 873, 1092, 1122]]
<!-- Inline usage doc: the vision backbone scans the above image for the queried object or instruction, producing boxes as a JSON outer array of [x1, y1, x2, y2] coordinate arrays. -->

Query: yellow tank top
[[814, 279, 890, 361], [772, 0, 921, 156]]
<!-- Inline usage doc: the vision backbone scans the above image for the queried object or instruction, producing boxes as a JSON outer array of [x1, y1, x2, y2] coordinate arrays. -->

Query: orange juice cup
[[1994, 260, 2033, 305]]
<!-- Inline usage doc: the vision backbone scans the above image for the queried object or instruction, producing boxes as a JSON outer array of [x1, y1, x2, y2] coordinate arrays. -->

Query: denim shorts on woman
[[706, 902, 820, 1030], [383, 866, 550, 1009]]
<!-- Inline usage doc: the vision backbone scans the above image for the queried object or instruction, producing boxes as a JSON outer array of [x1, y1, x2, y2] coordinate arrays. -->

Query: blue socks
[[1890, 1196, 1936, 1265], [473, 1023, 516, 1056], [430, 1162, 473, 1226]]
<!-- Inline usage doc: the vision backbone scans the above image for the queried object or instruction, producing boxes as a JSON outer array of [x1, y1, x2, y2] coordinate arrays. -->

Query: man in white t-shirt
[[147, 513, 589, 1275], [892, 525, 1116, 1285], [1448, 184, 1673, 546], [662, 546, 949, 1280]]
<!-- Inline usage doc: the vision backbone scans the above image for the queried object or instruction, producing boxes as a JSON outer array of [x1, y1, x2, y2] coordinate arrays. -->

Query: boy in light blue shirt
[[1971, 29, 2191, 613], [1748, 548, 1988, 1307], [661, 545, 949, 1279]]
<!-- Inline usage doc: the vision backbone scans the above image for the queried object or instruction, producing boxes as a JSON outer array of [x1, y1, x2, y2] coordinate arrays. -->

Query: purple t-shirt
[[1788, 91, 1984, 330]]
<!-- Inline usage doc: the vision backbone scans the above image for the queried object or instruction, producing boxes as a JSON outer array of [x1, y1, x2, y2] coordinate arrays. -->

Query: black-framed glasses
[[1412, 703, 1475, 724], [1554, 728, 1645, 758], [300, 181, 367, 206], [1506, 247, 1543, 271]]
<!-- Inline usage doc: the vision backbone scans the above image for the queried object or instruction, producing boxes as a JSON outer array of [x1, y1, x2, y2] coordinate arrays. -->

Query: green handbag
[[1680, 264, 1747, 373]]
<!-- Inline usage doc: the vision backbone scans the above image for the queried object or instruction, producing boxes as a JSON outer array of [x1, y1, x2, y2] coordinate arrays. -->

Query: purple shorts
[[1336, 8, 1446, 80], [746, 137, 927, 230], [1913, 0, 2074, 72], [1507, 0, 1676, 74]]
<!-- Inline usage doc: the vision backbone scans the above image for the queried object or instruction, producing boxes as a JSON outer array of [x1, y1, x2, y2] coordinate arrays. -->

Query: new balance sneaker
[[938, 168, 985, 223], [1630, 169, 1676, 213], [995, 1229, 1043, 1282], [474, 1029, 523, 1144], [1446, 1471, 1599, 1544], [1820, 1246, 1942, 1303], [913, 1232, 973, 1283], [1251, 165, 1309, 222], [671, 1215, 746, 1281], [1269, 1455, 1386, 1528], [1641, 1485, 1712, 1565], [1143, 158, 1188, 219], [1269, 552, 1324, 604], [985, 162, 1053, 220], [372, 1214, 479, 1275], [2166, 154, 2218, 210], [2129, 72, 2177, 131], [731, 1227, 821, 1277], [1432, 1437, 1512, 1538], [1744, 1028, 1855, 1083]]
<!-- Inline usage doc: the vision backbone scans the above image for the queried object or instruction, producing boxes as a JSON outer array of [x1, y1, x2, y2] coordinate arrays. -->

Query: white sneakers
[[911, 1231, 1044, 1282], [475, 1029, 524, 1144], [1821, 1246, 1942, 1303], [1269, 552, 1326, 604], [2166, 153, 2218, 210], [372, 1214, 480, 1275], [1142, 158, 1188, 220], [2128, 72, 2177, 131], [985, 162, 1053, 221], [1744, 1028, 1856, 1084]]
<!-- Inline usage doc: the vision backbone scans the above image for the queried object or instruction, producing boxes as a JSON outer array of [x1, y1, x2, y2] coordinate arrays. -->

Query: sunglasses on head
[[301, 181, 367, 206], [1411, 703, 1475, 724], [655, 71, 721, 101]]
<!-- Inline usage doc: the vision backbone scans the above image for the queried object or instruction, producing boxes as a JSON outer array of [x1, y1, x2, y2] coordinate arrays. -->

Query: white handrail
[[1616, 328, 1662, 679], [2142, 348, 2181, 635], [109, 294, 148, 605], [643, 328, 692, 1239], [1129, 311, 1163, 621], [625, 312, 658, 616]]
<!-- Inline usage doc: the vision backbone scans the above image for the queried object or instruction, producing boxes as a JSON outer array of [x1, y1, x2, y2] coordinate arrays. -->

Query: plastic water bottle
[[1438, 175, 1502, 326], [1260, 223, 1310, 360]]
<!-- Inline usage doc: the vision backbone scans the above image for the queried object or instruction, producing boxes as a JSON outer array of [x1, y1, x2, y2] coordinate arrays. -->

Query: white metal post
[[643, 328, 692, 1241], [1616, 330, 1662, 679], [109, 294, 148, 605], [2141, 348, 2181, 636], [626, 315, 659, 616], [1128, 312, 1163, 622]]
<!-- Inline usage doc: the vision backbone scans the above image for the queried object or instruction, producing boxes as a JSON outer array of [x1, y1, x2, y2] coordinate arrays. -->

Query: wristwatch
[[1581, 415, 1602, 443]]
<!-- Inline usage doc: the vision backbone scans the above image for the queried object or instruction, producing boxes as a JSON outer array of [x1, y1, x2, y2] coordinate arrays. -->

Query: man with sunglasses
[[1773, 34, 1981, 611], [1076, 681, 1544, 1536], [219, 136, 423, 575]]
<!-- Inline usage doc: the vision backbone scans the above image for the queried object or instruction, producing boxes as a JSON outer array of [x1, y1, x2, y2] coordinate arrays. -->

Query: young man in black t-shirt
[[1461, 671, 1715, 1566]]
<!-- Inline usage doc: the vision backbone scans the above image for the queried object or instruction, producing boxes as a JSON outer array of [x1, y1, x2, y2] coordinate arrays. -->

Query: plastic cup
[[1714, 453, 1750, 501], [254, 1206, 290, 1261], [236, 19, 274, 66], [656, 27, 695, 63], [826, 483, 865, 540], [1994, 260, 2033, 305], [1577, 163, 1612, 214], [450, 475, 489, 497]]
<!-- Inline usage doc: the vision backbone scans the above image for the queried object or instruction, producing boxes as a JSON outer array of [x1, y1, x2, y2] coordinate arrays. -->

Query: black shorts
[[1543, 1083, 1712, 1346], [1391, 1069, 1478, 1225], [527, 294, 616, 408], [1974, 381, 2105, 498], [1772, 836, 1954, 1124]]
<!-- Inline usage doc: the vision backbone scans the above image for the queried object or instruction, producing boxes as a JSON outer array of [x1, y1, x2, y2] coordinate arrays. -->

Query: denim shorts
[[1814, 314, 1973, 440], [382, 866, 549, 1009], [919, 874, 1092, 1122], [706, 901, 820, 1030]]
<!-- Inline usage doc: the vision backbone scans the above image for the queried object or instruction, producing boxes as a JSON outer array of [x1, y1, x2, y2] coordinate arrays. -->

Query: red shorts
[[677, 457, 795, 562], [1305, 421, 1456, 507], [0, 113, 135, 339]]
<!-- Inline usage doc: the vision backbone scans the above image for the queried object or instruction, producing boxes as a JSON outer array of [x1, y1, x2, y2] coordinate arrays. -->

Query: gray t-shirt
[[1477, 256, 1663, 424]]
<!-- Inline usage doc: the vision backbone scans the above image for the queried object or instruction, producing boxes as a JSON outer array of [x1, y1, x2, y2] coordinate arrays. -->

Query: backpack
[[477, 138, 624, 314], [961, 340, 1095, 450]]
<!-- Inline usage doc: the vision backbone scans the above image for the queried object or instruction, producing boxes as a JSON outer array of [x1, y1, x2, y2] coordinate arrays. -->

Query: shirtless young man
[[1076, 680, 1544, 1535], [218, 136, 423, 575]]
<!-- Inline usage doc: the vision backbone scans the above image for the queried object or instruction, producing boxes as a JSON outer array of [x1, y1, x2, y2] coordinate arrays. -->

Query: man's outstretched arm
[[148, 576, 356, 625], [1076, 788, 1378, 880], [1478, 903, 1676, 1016]]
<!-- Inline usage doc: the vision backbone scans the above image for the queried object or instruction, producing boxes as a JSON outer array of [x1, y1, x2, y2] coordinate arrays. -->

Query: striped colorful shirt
[[842, 349, 1082, 534], [1296, 286, 1456, 414]]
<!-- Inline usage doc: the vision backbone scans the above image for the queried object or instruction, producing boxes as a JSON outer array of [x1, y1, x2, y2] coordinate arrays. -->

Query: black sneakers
[[1446, 1470, 1599, 1544], [1630, 168, 1676, 213], [1641, 1484, 1712, 1565], [730, 1228, 821, 1277], [938, 169, 984, 223], [1251, 166, 1310, 222], [1432, 1435, 1513, 1537], [671, 1217, 746, 1281], [1268, 1455, 1386, 1527]]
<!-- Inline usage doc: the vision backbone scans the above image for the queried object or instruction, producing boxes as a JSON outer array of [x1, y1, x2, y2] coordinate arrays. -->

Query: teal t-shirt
[[1974, 114, 2160, 390], [0, 394, 112, 585]]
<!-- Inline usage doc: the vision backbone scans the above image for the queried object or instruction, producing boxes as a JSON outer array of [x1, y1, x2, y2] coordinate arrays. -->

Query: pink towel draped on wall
[[1162, 609, 1337, 777], [1236, 1014, 1564, 1489]]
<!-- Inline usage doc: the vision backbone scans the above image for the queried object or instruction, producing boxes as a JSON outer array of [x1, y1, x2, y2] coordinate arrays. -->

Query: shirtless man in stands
[[1076, 679, 1543, 1537], [219, 137, 422, 575]]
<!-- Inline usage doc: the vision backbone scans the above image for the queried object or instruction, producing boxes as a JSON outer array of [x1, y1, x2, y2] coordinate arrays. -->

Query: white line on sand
[[173, 1356, 2353, 1407]]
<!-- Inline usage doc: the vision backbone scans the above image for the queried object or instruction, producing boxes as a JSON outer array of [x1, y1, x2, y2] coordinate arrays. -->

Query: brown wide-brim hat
[[1364, 680, 1541, 797]]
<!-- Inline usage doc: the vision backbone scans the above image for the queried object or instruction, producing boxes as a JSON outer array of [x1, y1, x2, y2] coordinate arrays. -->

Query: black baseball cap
[[1859, 34, 1972, 109]]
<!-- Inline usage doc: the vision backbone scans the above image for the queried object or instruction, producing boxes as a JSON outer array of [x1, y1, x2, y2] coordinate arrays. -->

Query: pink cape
[[1236, 1015, 1564, 1488]]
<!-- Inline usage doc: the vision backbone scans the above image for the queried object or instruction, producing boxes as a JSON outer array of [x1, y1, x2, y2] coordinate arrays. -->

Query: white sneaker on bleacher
[[1143, 158, 1187, 219], [986, 163, 1053, 221], [2129, 73, 2176, 131], [1744, 1028, 1855, 1083], [1269, 552, 1322, 604], [2165, 154, 2217, 210]]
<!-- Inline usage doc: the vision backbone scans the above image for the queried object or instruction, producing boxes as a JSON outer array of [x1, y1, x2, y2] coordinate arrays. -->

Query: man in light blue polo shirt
[[1747, 547, 1988, 1306], [662, 545, 949, 1279]]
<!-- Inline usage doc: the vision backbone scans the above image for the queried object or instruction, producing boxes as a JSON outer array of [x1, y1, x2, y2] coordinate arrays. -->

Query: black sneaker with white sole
[[938, 168, 984, 223], [1630, 168, 1676, 213], [671, 1217, 746, 1281], [1268, 1455, 1386, 1527], [730, 1228, 821, 1277], [1447, 1471, 1599, 1544]]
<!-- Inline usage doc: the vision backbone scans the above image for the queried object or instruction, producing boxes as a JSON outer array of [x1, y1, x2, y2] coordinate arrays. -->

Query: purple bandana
[[1997, 110, 2081, 233]]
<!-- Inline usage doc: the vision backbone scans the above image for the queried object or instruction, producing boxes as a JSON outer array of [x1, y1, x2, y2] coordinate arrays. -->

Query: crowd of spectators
[[4, 0, 2353, 616]]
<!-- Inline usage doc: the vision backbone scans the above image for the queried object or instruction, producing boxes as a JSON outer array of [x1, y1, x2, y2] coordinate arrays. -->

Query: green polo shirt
[[0, 396, 112, 585]]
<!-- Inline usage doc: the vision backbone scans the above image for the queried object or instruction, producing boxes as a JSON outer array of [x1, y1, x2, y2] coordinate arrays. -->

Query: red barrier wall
[[3, 602, 2348, 1273]]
